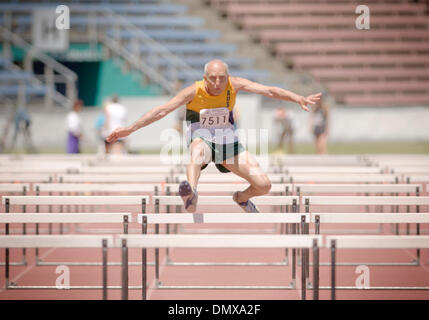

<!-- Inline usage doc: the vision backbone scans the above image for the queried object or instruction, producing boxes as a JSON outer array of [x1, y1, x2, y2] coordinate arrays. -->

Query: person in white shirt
[[66, 100, 83, 154], [104, 95, 128, 154]]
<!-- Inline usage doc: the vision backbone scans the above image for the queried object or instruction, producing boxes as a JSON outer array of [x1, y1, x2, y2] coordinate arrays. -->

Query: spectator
[[95, 108, 108, 155], [66, 99, 84, 154], [9, 106, 37, 153], [274, 107, 295, 154], [104, 95, 128, 154], [310, 96, 330, 154]]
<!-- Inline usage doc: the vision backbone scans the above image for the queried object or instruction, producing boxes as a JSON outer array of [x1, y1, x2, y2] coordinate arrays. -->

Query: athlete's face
[[204, 63, 228, 96]]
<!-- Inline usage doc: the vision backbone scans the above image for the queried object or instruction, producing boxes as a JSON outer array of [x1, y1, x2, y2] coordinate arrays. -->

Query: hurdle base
[[157, 285, 296, 290], [317, 225, 383, 235], [0, 261, 27, 267], [0, 226, 71, 235], [6, 285, 145, 290], [179, 226, 279, 235], [298, 260, 419, 267], [36, 260, 156, 267], [75, 226, 168, 234], [166, 257, 289, 267], [318, 286, 429, 290]]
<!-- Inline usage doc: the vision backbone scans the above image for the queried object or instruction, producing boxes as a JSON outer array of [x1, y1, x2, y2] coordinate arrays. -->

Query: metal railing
[[0, 25, 77, 109], [101, 9, 199, 95], [0, 5, 201, 98]]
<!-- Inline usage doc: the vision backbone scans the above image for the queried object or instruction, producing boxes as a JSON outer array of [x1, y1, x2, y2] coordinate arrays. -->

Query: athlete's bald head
[[203, 59, 229, 96], [204, 60, 229, 75]]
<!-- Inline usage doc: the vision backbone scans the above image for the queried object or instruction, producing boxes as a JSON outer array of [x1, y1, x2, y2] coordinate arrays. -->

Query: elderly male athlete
[[107, 60, 321, 213]]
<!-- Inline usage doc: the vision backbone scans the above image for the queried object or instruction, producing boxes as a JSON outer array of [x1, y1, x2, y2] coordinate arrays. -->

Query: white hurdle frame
[[57, 174, 172, 183], [0, 212, 131, 268], [302, 196, 429, 287], [162, 183, 294, 234], [312, 212, 429, 263], [283, 166, 384, 174], [406, 175, 429, 183], [296, 184, 422, 235], [33, 183, 158, 235], [118, 234, 323, 300], [2, 196, 148, 266], [138, 212, 308, 289], [287, 174, 399, 184], [0, 183, 30, 267], [326, 235, 429, 299], [0, 174, 53, 183], [0, 235, 116, 299], [174, 173, 287, 184], [151, 196, 299, 277]]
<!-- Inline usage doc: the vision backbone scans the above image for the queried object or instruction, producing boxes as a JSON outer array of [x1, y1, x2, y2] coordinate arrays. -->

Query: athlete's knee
[[190, 139, 210, 165], [254, 176, 271, 194]]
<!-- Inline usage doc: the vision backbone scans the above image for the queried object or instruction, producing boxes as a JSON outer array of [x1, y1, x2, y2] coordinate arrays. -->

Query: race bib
[[199, 108, 230, 128]]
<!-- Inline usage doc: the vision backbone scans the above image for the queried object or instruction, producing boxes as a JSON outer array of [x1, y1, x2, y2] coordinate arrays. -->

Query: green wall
[[94, 59, 162, 107], [1, 43, 163, 107]]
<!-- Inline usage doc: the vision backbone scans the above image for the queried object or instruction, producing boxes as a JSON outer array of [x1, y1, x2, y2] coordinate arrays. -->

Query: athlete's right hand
[[106, 127, 132, 143]]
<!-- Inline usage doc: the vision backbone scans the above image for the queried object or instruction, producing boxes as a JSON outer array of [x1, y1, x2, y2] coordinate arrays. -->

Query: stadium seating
[[208, 0, 429, 106], [0, 0, 271, 99], [0, 55, 47, 99]]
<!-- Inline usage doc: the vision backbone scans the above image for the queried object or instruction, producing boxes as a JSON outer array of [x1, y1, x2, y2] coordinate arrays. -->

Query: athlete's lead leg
[[179, 138, 211, 212]]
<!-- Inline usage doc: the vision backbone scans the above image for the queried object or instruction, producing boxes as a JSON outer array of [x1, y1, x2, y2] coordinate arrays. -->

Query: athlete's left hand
[[297, 92, 322, 112]]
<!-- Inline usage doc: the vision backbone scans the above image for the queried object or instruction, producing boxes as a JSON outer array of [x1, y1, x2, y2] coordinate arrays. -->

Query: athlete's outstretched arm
[[106, 84, 195, 143], [231, 77, 321, 112]]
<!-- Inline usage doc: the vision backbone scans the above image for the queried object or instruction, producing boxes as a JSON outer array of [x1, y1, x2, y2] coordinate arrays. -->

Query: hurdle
[[174, 173, 287, 183], [296, 184, 422, 234], [153, 194, 298, 236], [2, 196, 148, 265], [163, 183, 293, 194], [326, 235, 429, 299], [389, 167, 429, 175], [0, 235, 116, 299], [34, 183, 160, 194], [163, 183, 294, 230], [77, 166, 178, 174], [138, 212, 308, 290], [406, 175, 429, 183], [283, 166, 384, 174], [0, 183, 30, 267], [304, 196, 428, 233], [0, 212, 131, 269], [312, 212, 429, 265], [301, 196, 429, 288], [151, 195, 299, 276], [0, 173, 53, 183], [0, 165, 81, 174], [57, 174, 173, 183], [33, 183, 158, 234], [295, 184, 421, 195], [287, 173, 399, 184], [0, 183, 30, 194], [304, 195, 429, 232], [117, 234, 322, 300], [271, 154, 367, 167]]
